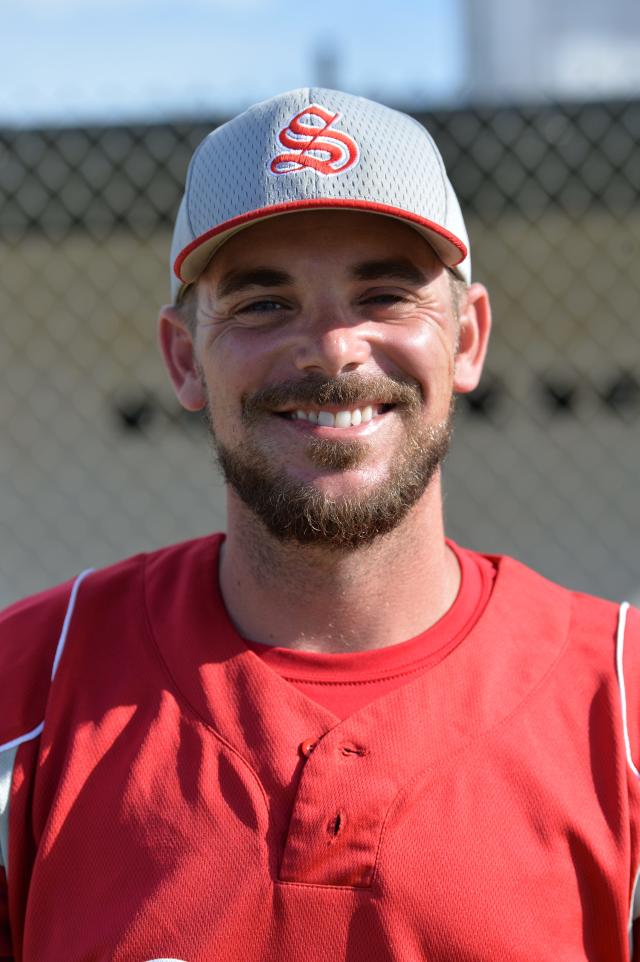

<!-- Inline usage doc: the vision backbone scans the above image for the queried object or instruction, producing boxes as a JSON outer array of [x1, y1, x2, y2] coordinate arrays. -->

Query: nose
[[293, 314, 373, 377]]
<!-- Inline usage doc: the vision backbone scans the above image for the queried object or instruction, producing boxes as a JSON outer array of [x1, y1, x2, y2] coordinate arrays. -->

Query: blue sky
[[2, 0, 465, 126]]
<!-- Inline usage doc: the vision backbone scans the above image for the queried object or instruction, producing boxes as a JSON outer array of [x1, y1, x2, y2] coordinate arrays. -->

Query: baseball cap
[[170, 87, 470, 302]]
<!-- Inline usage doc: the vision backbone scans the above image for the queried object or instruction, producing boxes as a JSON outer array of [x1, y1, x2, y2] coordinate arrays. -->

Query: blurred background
[[1, 0, 639, 606]]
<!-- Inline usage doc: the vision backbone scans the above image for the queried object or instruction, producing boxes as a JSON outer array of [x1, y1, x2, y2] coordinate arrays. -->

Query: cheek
[[198, 337, 274, 439], [378, 324, 456, 401], [205, 328, 283, 380]]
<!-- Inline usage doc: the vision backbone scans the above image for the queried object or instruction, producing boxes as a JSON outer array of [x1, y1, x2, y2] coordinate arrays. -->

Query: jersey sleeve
[[0, 582, 83, 749], [617, 603, 640, 958], [0, 579, 78, 959]]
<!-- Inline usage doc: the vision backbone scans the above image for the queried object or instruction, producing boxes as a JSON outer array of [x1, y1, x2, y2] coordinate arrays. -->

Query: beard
[[208, 373, 454, 551]]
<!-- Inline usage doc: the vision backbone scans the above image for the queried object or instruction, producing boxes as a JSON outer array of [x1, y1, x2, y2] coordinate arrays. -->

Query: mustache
[[242, 373, 423, 419]]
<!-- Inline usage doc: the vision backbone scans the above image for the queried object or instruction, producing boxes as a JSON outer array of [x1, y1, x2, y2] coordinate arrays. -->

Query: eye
[[358, 289, 416, 315], [237, 298, 288, 314], [363, 292, 407, 305]]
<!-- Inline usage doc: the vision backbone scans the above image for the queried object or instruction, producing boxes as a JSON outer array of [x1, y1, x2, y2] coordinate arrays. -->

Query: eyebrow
[[217, 268, 294, 299], [351, 258, 427, 285], [216, 257, 428, 300]]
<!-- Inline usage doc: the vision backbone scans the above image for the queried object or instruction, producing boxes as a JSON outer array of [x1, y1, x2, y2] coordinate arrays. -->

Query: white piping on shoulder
[[0, 566, 93, 758], [616, 600, 640, 957], [615, 602, 638, 779], [50, 568, 93, 681], [0, 720, 45, 756], [0, 568, 93, 876]]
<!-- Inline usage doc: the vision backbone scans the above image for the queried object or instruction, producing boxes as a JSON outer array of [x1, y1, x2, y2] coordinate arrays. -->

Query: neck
[[218, 477, 460, 653]]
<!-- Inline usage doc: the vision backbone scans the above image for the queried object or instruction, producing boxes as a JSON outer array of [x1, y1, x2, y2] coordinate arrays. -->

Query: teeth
[[317, 411, 335, 427], [289, 405, 382, 427]]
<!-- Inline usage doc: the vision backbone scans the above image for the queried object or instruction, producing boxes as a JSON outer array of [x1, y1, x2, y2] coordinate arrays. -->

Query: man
[[0, 88, 638, 961]]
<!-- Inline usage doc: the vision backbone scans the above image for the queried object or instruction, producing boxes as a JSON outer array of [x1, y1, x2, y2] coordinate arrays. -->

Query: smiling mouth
[[277, 404, 396, 428]]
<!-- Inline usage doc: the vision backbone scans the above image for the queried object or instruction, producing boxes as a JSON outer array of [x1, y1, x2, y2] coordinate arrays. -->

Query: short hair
[[447, 269, 467, 325], [176, 284, 198, 333]]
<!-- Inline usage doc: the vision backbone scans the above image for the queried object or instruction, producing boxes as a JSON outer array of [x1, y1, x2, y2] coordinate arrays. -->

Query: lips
[[242, 374, 421, 427]]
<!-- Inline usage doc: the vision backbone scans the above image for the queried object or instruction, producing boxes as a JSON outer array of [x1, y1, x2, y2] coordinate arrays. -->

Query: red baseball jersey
[[1, 534, 639, 961]]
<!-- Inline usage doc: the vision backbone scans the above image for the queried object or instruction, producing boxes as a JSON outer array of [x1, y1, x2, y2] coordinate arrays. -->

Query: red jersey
[[245, 540, 495, 718], [0, 534, 639, 961]]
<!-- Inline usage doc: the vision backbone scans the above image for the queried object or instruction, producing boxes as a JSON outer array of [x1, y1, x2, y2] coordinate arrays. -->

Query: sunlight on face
[[192, 211, 461, 548]]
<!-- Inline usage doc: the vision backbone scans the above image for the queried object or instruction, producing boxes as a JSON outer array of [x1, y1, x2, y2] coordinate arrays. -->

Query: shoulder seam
[[0, 720, 45, 755], [615, 602, 639, 778], [0, 568, 93, 754], [50, 568, 93, 681]]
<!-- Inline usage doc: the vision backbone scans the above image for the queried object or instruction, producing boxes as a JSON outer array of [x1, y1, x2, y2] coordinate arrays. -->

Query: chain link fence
[[1, 98, 639, 606]]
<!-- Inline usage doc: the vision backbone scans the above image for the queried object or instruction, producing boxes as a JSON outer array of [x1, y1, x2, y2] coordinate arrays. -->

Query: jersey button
[[299, 738, 317, 757]]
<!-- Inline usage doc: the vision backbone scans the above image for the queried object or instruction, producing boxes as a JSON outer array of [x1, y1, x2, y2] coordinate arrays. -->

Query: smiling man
[[174, 214, 461, 552], [1, 89, 639, 961], [160, 208, 487, 653]]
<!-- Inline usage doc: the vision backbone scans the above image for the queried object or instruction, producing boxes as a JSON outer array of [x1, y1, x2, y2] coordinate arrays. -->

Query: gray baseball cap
[[170, 87, 470, 302]]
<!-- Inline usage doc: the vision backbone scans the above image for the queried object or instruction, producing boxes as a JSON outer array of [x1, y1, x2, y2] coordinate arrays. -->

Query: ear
[[453, 282, 492, 394], [157, 304, 207, 412]]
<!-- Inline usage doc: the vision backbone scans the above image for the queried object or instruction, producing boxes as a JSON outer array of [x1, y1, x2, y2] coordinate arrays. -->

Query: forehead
[[201, 210, 442, 282]]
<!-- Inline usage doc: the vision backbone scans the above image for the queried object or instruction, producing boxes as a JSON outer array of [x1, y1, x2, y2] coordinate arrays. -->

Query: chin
[[297, 465, 388, 498]]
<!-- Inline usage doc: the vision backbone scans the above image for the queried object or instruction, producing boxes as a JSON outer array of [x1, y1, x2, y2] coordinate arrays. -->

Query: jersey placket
[[280, 725, 398, 887]]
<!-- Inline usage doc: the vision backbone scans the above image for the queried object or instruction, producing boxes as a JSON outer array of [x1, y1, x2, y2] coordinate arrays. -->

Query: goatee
[[209, 373, 454, 551]]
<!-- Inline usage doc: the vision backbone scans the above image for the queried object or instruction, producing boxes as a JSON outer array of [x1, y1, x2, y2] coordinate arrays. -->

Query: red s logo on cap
[[271, 105, 359, 176]]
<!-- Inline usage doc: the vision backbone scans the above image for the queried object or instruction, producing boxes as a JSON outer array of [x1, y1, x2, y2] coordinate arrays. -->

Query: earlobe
[[157, 305, 207, 412], [453, 283, 492, 395]]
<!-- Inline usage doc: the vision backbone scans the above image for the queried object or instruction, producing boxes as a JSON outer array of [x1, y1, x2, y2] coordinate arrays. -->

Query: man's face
[[170, 211, 484, 548]]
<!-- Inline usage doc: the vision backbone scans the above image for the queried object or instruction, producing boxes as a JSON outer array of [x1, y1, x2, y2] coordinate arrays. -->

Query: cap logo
[[270, 104, 359, 177]]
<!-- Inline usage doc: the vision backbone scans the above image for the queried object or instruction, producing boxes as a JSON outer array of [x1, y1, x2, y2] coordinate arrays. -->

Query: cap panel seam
[[308, 87, 320, 201], [183, 136, 210, 238], [408, 114, 449, 220]]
